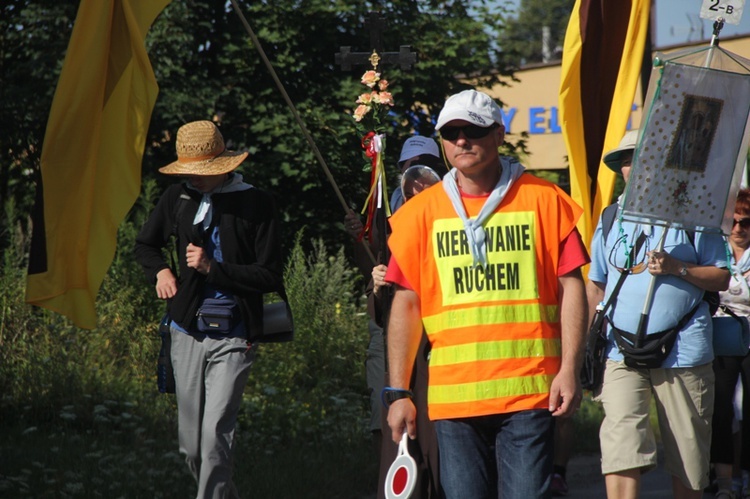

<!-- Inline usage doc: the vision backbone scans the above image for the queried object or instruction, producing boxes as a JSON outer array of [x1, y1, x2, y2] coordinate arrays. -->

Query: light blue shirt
[[589, 217, 727, 367]]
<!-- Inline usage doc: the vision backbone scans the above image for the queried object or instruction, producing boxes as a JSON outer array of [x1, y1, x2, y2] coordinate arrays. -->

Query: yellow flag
[[559, 0, 650, 246], [26, 0, 171, 329]]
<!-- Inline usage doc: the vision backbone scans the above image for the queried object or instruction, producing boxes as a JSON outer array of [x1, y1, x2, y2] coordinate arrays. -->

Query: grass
[[0, 397, 378, 498], [573, 396, 606, 454], [572, 393, 663, 456], [0, 225, 379, 498], [0, 400, 192, 499]]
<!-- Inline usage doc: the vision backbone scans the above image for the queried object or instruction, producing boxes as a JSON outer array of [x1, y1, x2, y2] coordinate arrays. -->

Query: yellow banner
[[26, 0, 171, 329], [559, 0, 650, 246]]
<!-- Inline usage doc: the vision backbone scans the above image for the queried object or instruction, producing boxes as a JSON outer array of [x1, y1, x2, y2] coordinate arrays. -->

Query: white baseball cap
[[435, 90, 504, 131], [398, 136, 440, 163]]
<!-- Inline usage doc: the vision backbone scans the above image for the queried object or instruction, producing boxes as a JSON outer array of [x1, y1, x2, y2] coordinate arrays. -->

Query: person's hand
[[186, 243, 211, 275], [372, 264, 390, 296], [548, 368, 582, 418], [387, 398, 417, 443], [344, 211, 363, 239], [155, 268, 178, 299], [647, 250, 681, 276]]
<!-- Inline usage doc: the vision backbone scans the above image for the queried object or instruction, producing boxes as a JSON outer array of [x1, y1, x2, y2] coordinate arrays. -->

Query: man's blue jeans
[[434, 409, 554, 499]]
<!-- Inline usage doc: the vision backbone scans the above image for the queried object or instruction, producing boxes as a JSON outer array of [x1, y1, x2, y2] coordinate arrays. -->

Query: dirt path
[[565, 450, 716, 498]]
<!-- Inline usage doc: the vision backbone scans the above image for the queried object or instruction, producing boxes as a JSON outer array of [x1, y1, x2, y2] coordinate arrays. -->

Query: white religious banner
[[621, 44, 750, 234]]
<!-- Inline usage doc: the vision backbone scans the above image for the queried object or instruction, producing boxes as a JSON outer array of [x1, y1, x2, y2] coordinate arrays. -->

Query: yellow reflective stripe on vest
[[429, 338, 561, 367], [422, 303, 558, 333], [428, 374, 556, 405]]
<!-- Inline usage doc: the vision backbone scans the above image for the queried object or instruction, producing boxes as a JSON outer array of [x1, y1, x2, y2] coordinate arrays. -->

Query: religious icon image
[[666, 94, 723, 173]]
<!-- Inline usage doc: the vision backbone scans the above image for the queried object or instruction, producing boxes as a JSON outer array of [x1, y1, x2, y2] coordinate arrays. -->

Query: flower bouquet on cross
[[351, 69, 394, 241]]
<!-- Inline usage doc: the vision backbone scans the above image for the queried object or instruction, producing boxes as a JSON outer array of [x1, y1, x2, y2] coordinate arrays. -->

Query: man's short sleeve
[[384, 255, 413, 290], [558, 227, 590, 276]]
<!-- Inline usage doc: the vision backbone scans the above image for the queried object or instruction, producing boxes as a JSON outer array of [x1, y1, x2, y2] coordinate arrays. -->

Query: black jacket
[[135, 182, 283, 340]]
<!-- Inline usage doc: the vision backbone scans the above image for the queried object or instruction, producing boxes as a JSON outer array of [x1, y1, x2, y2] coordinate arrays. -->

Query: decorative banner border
[[622, 60, 750, 233]]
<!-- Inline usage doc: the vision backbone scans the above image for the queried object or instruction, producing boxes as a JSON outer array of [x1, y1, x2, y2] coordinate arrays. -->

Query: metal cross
[[335, 12, 417, 71]]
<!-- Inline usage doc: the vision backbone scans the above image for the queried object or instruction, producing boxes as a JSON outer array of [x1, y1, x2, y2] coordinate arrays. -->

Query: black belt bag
[[610, 303, 699, 369], [196, 298, 239, 334]]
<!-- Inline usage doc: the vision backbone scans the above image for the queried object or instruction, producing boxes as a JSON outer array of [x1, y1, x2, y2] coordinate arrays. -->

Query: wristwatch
[[678, 265, 688, 276], [382, 388, 414, 407]]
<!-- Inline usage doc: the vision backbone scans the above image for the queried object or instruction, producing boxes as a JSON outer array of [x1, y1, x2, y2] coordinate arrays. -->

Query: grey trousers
[[170, 327, 256, 499]]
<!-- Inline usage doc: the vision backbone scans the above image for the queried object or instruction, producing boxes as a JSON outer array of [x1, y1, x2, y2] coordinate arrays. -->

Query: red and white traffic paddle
[[385, 432, 417, 499]]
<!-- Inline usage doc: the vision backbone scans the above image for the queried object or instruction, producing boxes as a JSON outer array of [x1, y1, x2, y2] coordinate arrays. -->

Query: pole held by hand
[[228, 0, 376, 265]]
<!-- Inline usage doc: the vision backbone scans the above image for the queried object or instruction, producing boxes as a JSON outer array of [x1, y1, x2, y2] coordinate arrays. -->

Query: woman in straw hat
[[135, 120, 283, 498]]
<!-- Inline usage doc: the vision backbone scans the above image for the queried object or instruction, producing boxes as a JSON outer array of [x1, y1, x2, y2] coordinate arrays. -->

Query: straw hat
[[158, 120, 248, 175]]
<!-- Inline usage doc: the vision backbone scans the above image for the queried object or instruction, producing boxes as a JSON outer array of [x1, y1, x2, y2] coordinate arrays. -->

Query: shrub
[[241, 233, 371, 448], [0, 204, 376, 496]]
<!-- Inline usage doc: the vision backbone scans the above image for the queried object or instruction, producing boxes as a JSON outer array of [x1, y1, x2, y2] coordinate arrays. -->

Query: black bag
[[257, 290, 294, 343], [580, 307, 609, 391], [196, 298, 240, 333], [611, 325, 680, 369], [611, 303, 698, 369], [157, 314, 176, 394], [579, 231, 646, 390]]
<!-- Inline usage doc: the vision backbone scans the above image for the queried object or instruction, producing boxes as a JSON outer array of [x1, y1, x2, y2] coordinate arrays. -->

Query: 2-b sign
[[701, 0, 745, 25]]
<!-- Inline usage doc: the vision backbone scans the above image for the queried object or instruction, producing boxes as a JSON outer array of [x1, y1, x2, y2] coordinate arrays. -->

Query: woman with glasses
[[711, 188, 750, 499]]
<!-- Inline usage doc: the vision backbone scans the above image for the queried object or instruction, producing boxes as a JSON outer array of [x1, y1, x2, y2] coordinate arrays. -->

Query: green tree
[[1, 0, 521, 261], [144, 0, 522, 255], [0, 0, 78, 251], [498, 0, 575, 66]]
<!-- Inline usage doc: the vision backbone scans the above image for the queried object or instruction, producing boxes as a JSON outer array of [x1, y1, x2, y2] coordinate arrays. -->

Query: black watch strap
[[381, 387, 414, 408]]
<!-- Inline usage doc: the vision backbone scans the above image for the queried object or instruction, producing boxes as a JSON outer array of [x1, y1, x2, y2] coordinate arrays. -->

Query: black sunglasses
[[440, 123, 498, 141], [733, 217, 750, 229]]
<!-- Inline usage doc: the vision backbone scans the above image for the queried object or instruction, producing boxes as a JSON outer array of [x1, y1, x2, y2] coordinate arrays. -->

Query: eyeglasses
[[608, 234, 650, 275], [440, 123, 498, 141], [733, 217, 750, 229]]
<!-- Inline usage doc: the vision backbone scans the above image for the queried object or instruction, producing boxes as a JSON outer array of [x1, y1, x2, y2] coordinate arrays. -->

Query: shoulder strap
[[600, 203, 619, 241], [600, 204, 695, 246], [588, 231, 647, 337], [602, 230, 648, 314], [168, 192, 191, 273]]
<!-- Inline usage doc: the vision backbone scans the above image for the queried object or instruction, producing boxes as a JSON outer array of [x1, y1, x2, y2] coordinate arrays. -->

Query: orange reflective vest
[[388, 173, 582, 420]]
